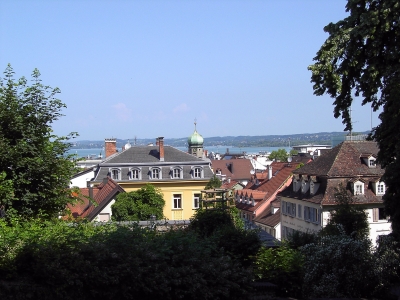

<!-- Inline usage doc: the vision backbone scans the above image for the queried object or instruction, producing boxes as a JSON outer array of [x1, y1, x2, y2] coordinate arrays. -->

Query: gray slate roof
[[93, 145, 213, 182]]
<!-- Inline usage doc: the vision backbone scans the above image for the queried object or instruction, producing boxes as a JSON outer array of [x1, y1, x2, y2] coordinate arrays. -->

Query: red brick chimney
[[158, 137, 164, 161], [105, 138, 117, 158]]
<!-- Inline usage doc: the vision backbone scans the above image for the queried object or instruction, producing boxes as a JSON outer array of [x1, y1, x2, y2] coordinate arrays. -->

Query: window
[[369, 159, 376, 167], [110, 169, 120, 180], [193, 167, 202, 178], [173, 168, 181, 178], [173, 194, 182, 209], [298, 204, 302, 218], [150, 168, 161, 179], [129, 168, 140, 180], [355, 184, 363, 195], [376, 182, 385, 195], [304, 206, 320, 224], [373, 207, 388, 222], [193, 193, 200, 209]]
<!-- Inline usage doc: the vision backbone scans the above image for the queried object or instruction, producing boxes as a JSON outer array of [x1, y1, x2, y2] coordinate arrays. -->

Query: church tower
[[188, 120, 204, 158]]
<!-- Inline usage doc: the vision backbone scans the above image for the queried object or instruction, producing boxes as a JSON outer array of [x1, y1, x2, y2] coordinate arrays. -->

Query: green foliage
[[300, 228, 375, 298], [308, 0, 400, 237], [289, 149, 298, 156], [0, 217, 254, 300], [372, 236, 400, 296], [321, 185, 369, 239], [111, 184, 165, 221], [0, 65, 78, 219], [0, 171, 15, 211], [254, 244, 303, 298], [188, 209, 235, 237], [188, 209, 261, 267], [286, 230, 319, 250], [268, 149, 288, 162], [204, 174, 222, 190]]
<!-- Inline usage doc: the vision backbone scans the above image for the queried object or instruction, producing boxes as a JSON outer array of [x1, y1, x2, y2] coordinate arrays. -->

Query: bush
[[300, 227, 375, 298], [254, 244, 303, 298], [0, 217, 255, 300]]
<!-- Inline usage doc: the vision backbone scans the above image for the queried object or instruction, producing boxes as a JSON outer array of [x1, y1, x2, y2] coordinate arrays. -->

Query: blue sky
[[0, 0, 381, 141]]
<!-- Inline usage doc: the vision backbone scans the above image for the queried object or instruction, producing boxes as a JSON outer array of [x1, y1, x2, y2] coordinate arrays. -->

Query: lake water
[[67, 146, 292, 159]]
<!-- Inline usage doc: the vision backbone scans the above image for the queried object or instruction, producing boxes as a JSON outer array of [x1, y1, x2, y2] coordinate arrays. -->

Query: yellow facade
[[119, 180, 208, 220]]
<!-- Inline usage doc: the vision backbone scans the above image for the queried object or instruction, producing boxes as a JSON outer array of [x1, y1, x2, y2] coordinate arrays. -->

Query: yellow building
[[91, 136, 212, 220]]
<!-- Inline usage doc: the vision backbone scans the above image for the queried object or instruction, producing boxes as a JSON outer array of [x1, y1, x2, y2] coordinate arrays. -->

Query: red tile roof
[[66, 177, 125, 221], [279, 141, 384, 206]]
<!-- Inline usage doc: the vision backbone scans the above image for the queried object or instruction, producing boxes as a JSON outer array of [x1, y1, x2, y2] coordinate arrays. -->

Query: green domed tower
[[188, 121, 204, 158]]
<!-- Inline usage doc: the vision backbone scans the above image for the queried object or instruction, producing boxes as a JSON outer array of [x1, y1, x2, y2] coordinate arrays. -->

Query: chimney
[[268, 165, 273, 180], [105, 138, 117, 158], [87, 181, 94, 200], [158, 137, 164, 161], [156, 137, 159, 146]]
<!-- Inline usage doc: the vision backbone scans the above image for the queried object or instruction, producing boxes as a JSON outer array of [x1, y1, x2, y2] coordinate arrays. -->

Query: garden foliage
[[0, 217, 254, 300]]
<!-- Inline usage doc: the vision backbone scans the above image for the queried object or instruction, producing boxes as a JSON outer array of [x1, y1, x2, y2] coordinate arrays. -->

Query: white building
[[278, 141, 391, 246]]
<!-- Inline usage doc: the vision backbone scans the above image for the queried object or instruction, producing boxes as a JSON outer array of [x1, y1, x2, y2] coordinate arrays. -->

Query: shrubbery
[[0, 215, 256, 300]]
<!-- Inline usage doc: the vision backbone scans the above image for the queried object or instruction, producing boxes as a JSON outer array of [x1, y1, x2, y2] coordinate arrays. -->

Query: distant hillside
[[70, 131, 370, 149]]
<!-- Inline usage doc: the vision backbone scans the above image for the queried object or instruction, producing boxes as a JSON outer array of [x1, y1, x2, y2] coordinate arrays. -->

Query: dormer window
[[129, 168, 141, 180], [110, 168, 121, 180], [191, 166, 203, 178], [293, 179, 300, 192], [150, 167, 162, 180], [301, 177, 309, 194], [353, 181, 364, 195], [376, 181, 385, 195], [369, 158, 376, 168], [171, 166, 183, 179], [355, 184, 363, 194]]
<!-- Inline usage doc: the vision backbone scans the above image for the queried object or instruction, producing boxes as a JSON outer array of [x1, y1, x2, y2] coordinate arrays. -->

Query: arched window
[[129, 168, 141, 180], [191, 166, 203, 178], [170, 166, 183, 179], [110, 168, 121, 180], [150, 167, 162, 180]]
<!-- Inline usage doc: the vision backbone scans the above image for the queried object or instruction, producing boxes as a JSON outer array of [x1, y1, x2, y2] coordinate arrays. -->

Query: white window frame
[[170, 166, 183, 179], [129, 168, 141, 180], [150, 167, 162, 180], [355, 183, 364, 195], [110, 168, 121, 180], [376, 182, 385, 195], [369, 158, 376, 167], [192, 166, 203, 178], [173, 194, 182, 209], [193, 193, 201, 209]]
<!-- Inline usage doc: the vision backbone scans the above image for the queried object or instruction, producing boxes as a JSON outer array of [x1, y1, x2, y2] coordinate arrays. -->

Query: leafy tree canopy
[[204, 174, 222, 190], [321, 185, 369, 239], [0, 65, 77, 219], [308, 0, 400, 237], [111, 184, 165, 221], [268, 148, 288, 162]]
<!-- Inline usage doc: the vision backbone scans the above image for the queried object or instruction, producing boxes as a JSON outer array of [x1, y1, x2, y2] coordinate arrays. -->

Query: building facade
[[278, 141, 391, 246], [90, 137, 213, 220]]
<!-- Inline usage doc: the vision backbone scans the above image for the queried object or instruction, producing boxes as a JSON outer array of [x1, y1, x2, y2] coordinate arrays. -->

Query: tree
[[300, 231, 375, 298], [322, 185, 369, 239], [204, 174, 221, 190], [0, 65, 77, 219], [111, 184, 165, 221], [268, 148, 288, 162], [308, 0, 400, 238]]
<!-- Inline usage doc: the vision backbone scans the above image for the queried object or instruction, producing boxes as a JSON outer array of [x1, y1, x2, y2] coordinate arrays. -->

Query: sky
[[0, 0, 382, 141]]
